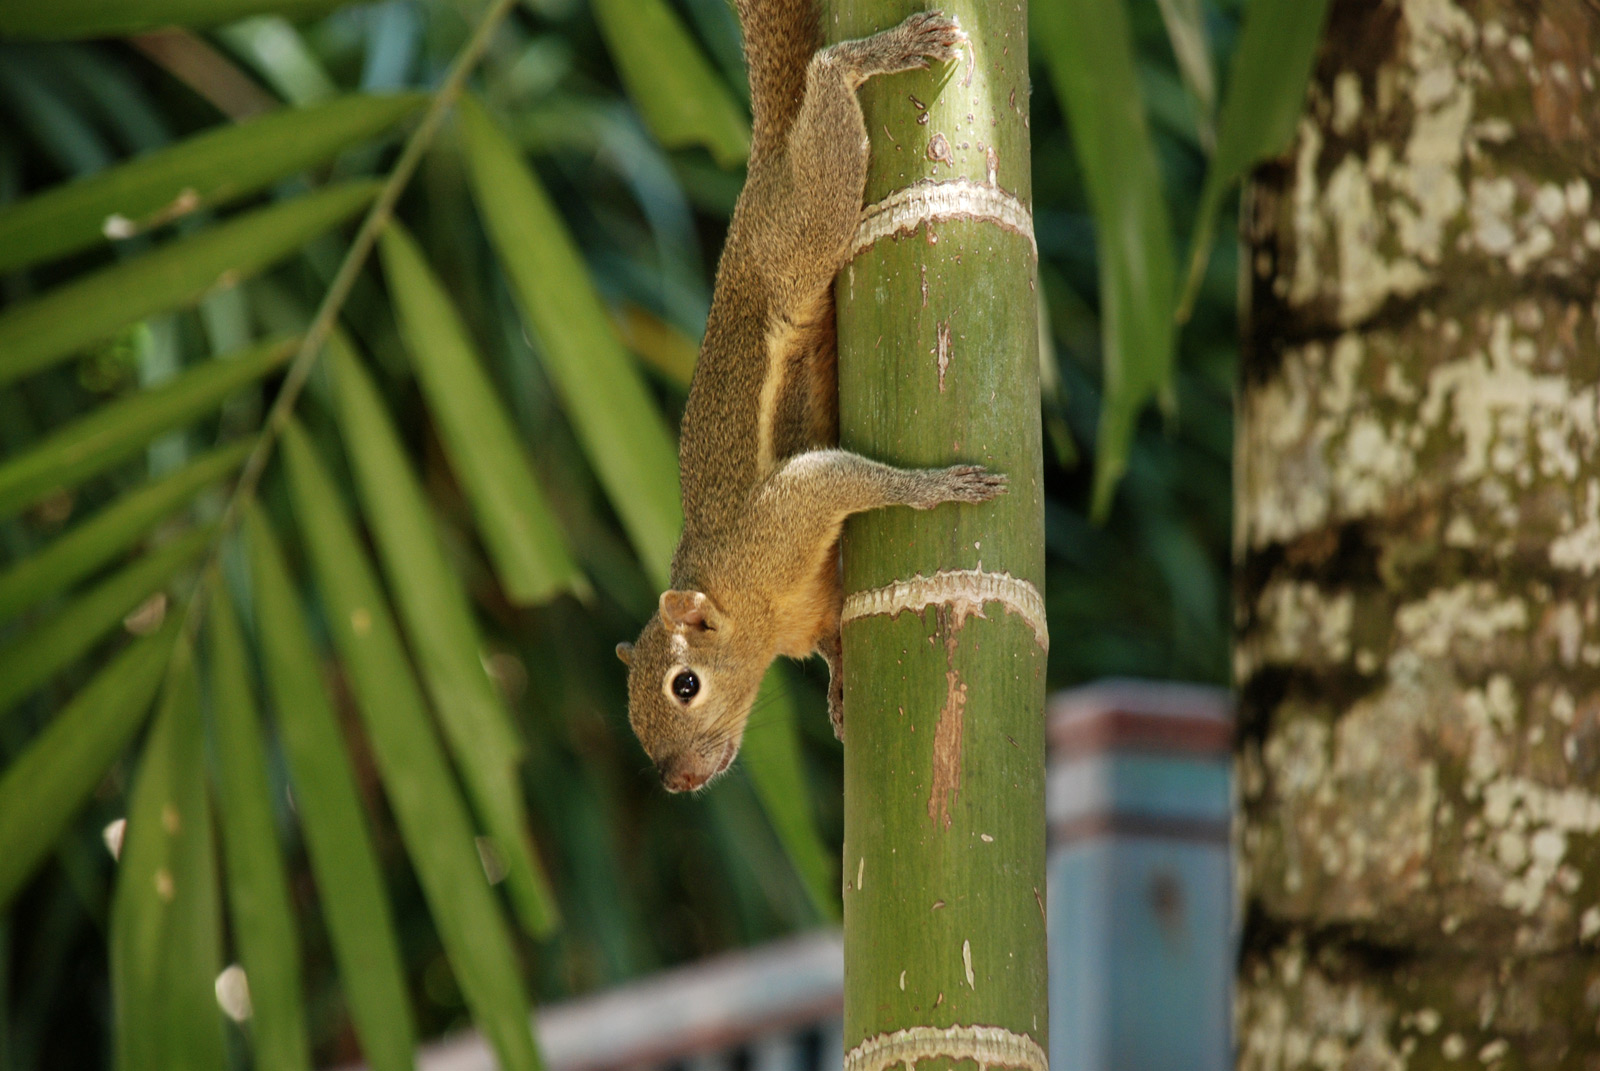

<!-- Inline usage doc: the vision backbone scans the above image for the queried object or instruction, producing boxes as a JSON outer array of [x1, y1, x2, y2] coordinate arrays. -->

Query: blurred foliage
[[0, 0, 1325, 1066]]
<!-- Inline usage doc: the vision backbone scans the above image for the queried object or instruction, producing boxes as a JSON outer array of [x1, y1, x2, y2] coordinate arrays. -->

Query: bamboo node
[[851, 179, 1036, 261], [842, 568, 1048, 650], [844, 1024, 1047, 1071]]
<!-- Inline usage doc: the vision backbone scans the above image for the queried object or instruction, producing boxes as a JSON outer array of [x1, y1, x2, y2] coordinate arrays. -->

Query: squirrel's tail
[[734, 0, 819, 159]]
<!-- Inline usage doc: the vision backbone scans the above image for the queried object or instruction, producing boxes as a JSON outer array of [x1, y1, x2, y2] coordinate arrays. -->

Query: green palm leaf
[[459, 95, 682, 588], [1035, 0, 1177, 520], [0, 0, 361, 38], [205, 582, 312, 1071], [377, 224, 586, 605], [0, 441, 247, 620], [244, 504, 417, 1071], [1177, 0, 1332, 318], [739, 667, 839, 922], [0, 526, 211, 717], [280, 420, 542, 1071], [0, 621, 176, 910], [592, 0, 751, 167], [0, 184, 373, 386], [329, 334, 561, 936], [0, 337, 290, 519], [0, 94, 422, 273], [109, 638, 226, 1071]]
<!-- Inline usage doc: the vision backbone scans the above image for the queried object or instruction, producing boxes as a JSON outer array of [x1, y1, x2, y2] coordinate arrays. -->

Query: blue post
[[1046, 680, 1233, 1071]]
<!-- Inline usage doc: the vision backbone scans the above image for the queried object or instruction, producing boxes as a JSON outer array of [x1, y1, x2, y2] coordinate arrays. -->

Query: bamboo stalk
[[830, 1, 1048, 1067]]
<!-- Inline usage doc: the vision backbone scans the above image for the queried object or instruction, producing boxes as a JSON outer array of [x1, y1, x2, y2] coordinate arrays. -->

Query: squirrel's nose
[[658, 758, 709, 793]]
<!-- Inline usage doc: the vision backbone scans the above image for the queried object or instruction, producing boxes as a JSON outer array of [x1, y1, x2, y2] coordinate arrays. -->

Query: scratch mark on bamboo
[[936, 319, 953, 391], [929, 609, 967, 829]]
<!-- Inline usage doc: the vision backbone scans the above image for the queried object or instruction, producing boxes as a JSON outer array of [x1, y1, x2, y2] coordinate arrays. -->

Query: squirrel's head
[[617, 589, 762, 793]]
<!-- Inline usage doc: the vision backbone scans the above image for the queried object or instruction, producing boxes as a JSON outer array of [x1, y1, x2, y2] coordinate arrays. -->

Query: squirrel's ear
[[660, 589, 718, 631], [615, 642, 634, 667]]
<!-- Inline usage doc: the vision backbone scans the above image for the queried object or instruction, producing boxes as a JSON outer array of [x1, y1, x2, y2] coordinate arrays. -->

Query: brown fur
[[619, 6, 1004, 794]]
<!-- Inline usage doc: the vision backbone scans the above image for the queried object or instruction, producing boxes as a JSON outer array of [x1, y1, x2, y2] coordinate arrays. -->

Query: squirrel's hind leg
[[827, 11, 965, 87], [762, 13, 965, 313]]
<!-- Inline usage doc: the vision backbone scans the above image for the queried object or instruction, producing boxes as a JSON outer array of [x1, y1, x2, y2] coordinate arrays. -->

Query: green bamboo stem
[[830, 1, 1047, 1068]]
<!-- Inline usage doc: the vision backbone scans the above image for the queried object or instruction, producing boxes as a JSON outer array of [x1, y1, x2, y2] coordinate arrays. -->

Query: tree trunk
[[829, 2, 1047, 1070], [1236, 1, 1600, 1065]]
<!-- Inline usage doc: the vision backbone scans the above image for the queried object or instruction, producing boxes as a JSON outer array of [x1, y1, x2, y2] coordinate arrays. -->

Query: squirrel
[[615, 1, 1005, 794]]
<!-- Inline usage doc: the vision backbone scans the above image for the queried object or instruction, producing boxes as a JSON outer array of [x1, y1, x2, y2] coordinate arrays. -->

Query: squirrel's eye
[[671, 671, 700, 701]]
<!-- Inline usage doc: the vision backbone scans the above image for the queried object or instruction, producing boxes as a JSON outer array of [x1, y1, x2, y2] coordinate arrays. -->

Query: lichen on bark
[[1237, 0, 1600, 1063]]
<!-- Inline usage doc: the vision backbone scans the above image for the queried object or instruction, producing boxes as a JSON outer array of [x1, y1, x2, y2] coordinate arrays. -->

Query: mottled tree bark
[[1236, 0, 1600, 1066]]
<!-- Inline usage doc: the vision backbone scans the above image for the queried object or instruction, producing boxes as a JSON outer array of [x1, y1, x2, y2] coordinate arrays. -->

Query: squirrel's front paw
[[896, 12, 966, 67]]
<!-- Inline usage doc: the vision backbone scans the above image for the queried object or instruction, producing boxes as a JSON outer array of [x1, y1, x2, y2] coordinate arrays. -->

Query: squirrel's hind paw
[[853, 11, 964, 77], [905, 464, 1007, 509], [937, 464, 1008, 505]]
